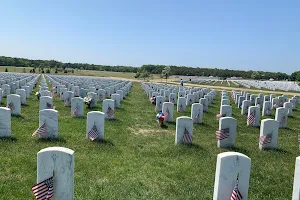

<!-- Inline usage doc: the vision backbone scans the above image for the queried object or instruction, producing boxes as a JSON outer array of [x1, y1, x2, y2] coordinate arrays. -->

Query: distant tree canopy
[[0, 56, 293, 80]]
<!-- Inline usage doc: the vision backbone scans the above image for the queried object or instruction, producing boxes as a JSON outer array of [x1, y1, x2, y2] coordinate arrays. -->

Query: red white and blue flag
[[216, 128, 230, 140], [32, 176, 54, 200], [182, 128, 192, 144], [260, 133, 272, 145], [231, 174, 243, 200], [247, 110, 256, 125], [88, 124, 99, 141], [32, 123, 48, 138]]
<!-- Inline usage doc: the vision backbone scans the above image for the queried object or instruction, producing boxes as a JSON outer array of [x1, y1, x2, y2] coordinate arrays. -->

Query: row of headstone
[[32, 146, 300, 199], [141, 82, 217, 114], [44, 74, 130, 110], [230, 90, 298, 129], [235, 79, 300, 92], [2, 106, 113, 139]]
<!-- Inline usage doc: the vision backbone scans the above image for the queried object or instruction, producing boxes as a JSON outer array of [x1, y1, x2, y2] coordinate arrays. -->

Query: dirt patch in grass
[[128, 127, 172, 136]]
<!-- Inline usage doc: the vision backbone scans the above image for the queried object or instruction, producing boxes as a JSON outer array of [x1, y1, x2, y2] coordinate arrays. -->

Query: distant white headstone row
[[141, 82, 217, 115], [0, 73, 40, 115]]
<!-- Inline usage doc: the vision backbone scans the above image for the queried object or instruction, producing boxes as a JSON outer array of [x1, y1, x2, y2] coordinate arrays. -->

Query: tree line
[[0, 56, 295, 81]]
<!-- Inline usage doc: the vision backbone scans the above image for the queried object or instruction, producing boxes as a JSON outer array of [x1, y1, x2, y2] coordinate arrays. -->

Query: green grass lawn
[[0, 81, 299, 199]]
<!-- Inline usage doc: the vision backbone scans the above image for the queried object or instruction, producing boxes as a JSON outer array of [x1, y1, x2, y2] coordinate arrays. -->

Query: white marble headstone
[[162, 102, 174, 122], [200, 98, 208, 112], [102, 99, 115, 119], [191, 103, 203, 124], [16, 89, 26, 105], [86, 111, 104, 140], [155, 96, 164, 112], [0, 107, 11, 137], [7, 94, 21, 115], [39, 109, 58, 139], [177, 97, 186, 112], [175, 116, 193, 144], [259, 119, 279, 150], [216, 117, 237, 148], [275, 107, 288, 128], [247, 106, 260, 127], [111, 94, 121, 109], [37, 147, 74, 199], [292, 156, 300, 200], [213, 152, 251, 200], [71, 97, 84, 117]]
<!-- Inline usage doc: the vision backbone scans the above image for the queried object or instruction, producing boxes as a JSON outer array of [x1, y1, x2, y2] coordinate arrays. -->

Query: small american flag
[[273, 104, 278, 108], [99, 95, 104, 101], [247, 110, 256, 125], [216, 128, 230, 140], [8, 102, 15, 111], [46, 103, 53, 109], [65, 98, 71, 106], [231, 174, 243, 200], [179, 104, 184, 112], [280, 115, 287, 125], [182, 128, 192, 144], [171, 97, 175, 104], [260, 133, 272, 145], [88, 124, 99, 141], [266, 109, 271, 115], [32, 123, 48, 137], [72, 107, 79, 116], [163, 108, 170, 121], [32, 176, 54, 200], [298, 132, 300, 144], [194, 110, 201, 120], [50, 91, 54, 97], [257, 104, 261, 108], [216, 113, 224, 120], [107, 106, 114, 117]]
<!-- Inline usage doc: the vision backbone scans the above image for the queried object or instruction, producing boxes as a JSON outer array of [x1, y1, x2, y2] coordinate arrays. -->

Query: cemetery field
[[1, 82, 300, 199]]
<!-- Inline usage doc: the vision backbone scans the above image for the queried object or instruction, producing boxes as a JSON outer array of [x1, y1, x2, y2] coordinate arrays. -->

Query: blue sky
[[0, 0, 299, 74]]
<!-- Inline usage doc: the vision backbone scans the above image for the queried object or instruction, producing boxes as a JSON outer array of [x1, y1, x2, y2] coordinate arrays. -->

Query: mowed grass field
[[0, 79, 300, 199]]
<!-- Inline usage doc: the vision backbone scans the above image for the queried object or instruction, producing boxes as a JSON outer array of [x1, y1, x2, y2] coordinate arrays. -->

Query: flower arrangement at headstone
[[84, 97, 92, 109], [35, 91, 41, 100]]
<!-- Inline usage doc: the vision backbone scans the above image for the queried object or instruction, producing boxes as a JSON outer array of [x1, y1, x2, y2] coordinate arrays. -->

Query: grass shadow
[[160, 124, 168, 129], [37, 137, 67, 143], [0, 136, 17, 142], [201, 122, 213, 128], [93, 139, 114, 146], [181, 143, 202, 149], [12, 115, 25, 119], [263, 148, 290, 154]]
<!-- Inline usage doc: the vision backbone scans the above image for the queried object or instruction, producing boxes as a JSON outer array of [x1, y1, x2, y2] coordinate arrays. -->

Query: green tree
[[162, 66, 171, 83], [5, 68, 8, 72], [251, 71, 259, 79], [22, 68, 26, 73], [140, 70, 150, 81]]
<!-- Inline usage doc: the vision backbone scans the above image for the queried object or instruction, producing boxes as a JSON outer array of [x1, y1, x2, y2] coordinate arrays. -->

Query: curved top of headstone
[[40, 109, 58, 113], [88, 111, 105, 115], [218, 151, 250, 159], [177, 116, 192, 120], [38, 146, 74, 155], [0, 107, 11, 111]]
